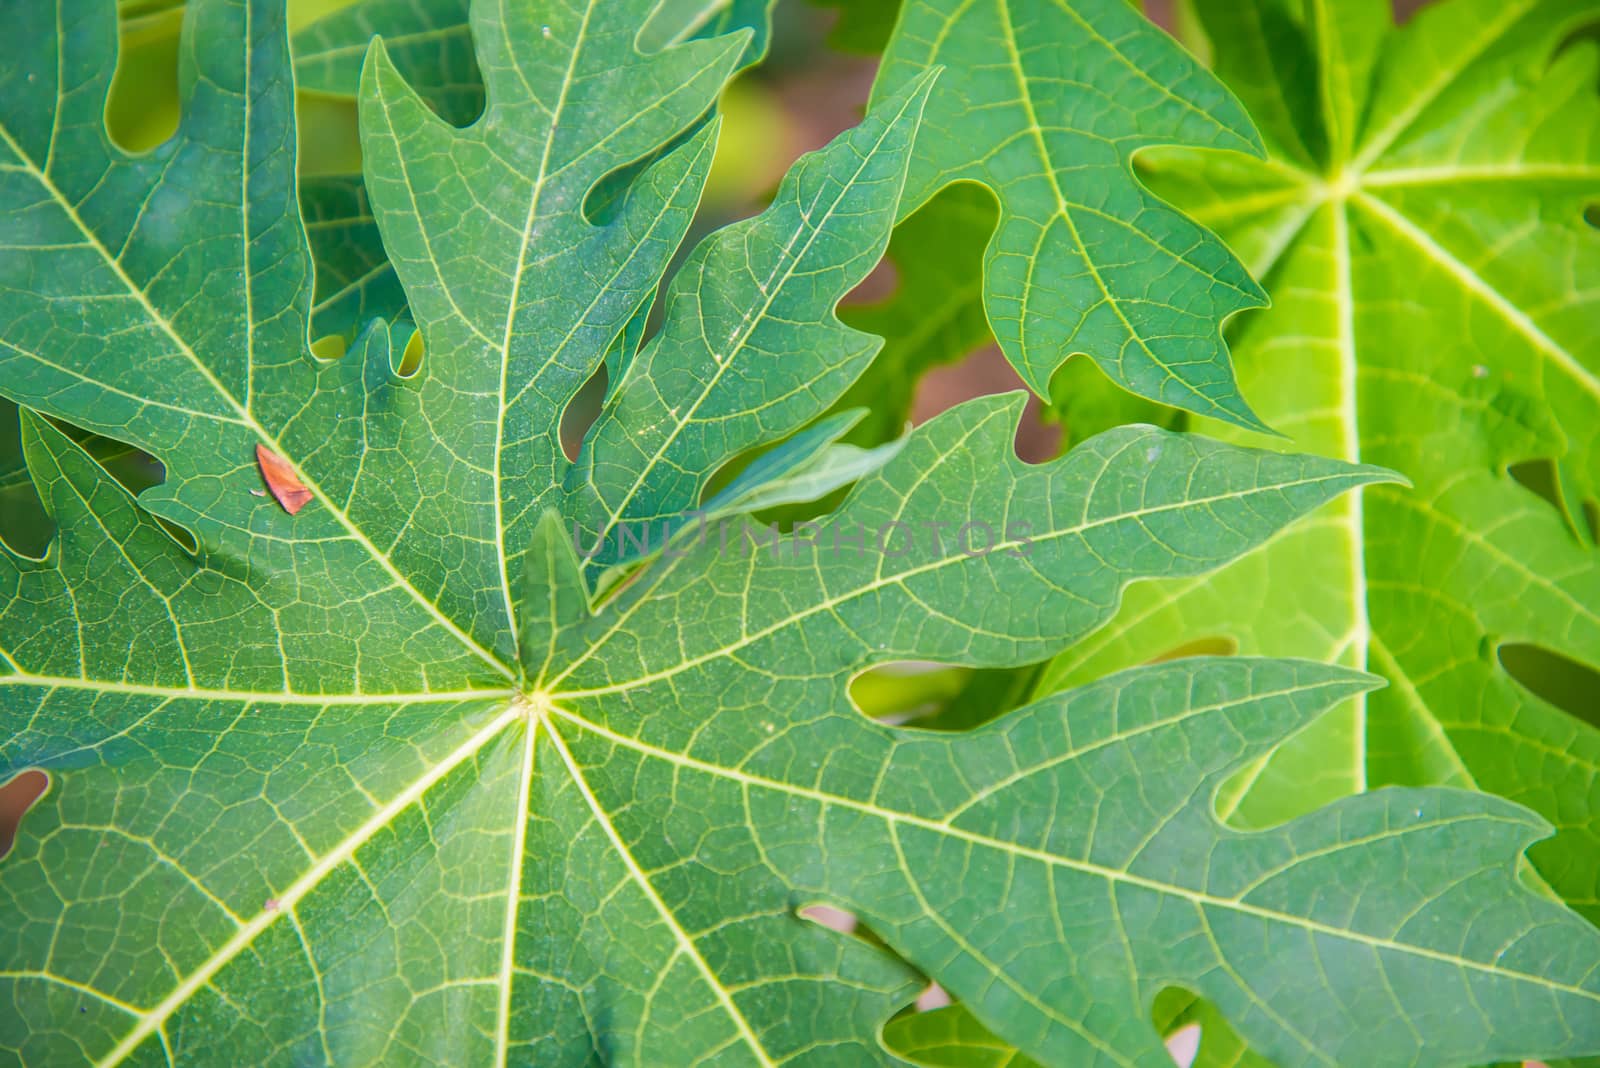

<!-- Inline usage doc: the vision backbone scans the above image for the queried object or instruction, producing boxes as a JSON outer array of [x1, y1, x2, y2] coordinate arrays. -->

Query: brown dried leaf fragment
[[0, 769, 49, 860], [255, 444, 312, 514]]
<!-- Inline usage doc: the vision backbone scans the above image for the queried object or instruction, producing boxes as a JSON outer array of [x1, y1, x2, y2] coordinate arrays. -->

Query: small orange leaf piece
[[255, 444, 313, 515]]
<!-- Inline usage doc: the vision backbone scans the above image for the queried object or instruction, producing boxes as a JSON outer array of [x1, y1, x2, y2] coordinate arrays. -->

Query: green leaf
[[5, 2, 1600, 1066], [293, 0, 777, 125], [289, 0, 778, 344], [1, 0, 511, 681], [870, 0, 1271, 431], [289, 0, 1277, 439], [697, 410, 906, 522], [1043, 0, 1600, 915], [295, 0, 483, 125], [559, 71, 938, 567], [300, 172, 409, 342], [539, 626, 1600, 1066], [353, 0, 744, 646]]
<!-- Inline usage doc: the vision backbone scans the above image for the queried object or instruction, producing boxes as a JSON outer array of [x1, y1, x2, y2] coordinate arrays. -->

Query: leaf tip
[[1205, 390, 1278, 438], [1353, 463, 1410, 491]]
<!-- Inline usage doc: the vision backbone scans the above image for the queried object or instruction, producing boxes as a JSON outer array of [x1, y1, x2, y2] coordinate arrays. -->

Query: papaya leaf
[[291, 0, 777, 343], [293, 0, 777, 122], [4, 2, 1600, 1067], [290, 0, 1276, 433], [295, 0, 483, 125], [870, 0, 1270, 431], [1041, 0, 1600, 929]]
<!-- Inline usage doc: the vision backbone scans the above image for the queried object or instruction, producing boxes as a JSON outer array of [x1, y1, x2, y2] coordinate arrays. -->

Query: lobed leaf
[[291, 0, 777, 344], [561, 72, 937, 568], [870, 0, 1270, 431], [1043, 0, 1600, 924], [3, 2, 1599, 1067]]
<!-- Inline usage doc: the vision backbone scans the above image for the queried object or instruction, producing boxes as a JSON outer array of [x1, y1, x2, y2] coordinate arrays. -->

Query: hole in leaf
[[155, 513, 200, 555], [108, 0, 183, 153], [0, 769, 49, 860], [850, 662, 973, 723], [585, 119, 710, 227], [1498, 643, 1600, 730], [1504, 457, 1593, 543], [833, 186, 1001, 443], [392, 327, 425, 379], [310, 334, 347, 362], [849, 661, 1042, 731], [842, 257, 898, 307], [799, 904, 856, 934], [1587, 203, 1600, 230], [295, 94, 363, 177], [796, 901, 896, 958], [1045, 351, 1181, 452], [559, 364, 609, 463], [914, 346, 1060, 463], [0, 399, 51, 558], [1165, 1024, 1201, 1068], [699, 443, 757, 510], [1504, 454, 1568, 511], [0, 404, 167, 557], [85, 435, 164, 499], [1151, 987, 1238, 1068], [915, 982, 951, 1012], [1148, 636, 1239, 663]]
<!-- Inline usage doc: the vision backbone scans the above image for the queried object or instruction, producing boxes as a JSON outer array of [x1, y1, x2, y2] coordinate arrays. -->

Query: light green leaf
[[1305, 0, 1387, 165], [871, 0, 1270, 431], [698, 409, 906, 521], [1044, 0, 1600, 915], [6, 2, 1600, 1066], [885, 1005, 1038, 1067]]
